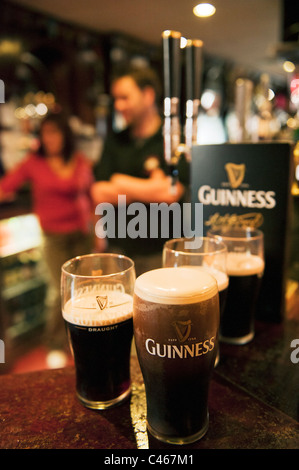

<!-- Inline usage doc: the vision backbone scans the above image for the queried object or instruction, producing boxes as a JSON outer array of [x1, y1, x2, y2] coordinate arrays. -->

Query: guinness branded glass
[[133, 267, 219, 444], [163, 237, 228, 366], [61, 253, 135, 409], [208, 227, 264, 345], [163, 237, 228, 316]]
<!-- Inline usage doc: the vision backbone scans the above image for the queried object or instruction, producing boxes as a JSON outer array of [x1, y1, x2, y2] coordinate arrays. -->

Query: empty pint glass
[[133, 267, 219, 444], [61, 253, 135, 409], [208, 227, 264, 345]]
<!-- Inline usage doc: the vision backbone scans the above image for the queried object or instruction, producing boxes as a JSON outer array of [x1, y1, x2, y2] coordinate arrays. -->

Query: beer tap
[[185, 39, 203, 157], [162, 31, 203, 192], [162, 30, 183, 193]]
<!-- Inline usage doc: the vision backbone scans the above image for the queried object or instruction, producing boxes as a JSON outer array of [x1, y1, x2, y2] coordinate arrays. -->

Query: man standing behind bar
[[92, 67, 185, 274]]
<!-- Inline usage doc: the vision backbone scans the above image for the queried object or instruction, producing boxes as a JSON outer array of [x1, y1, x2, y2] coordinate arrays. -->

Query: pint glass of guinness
[[133, 267, 219, 444], [163, 237, 228, 317], [61, 253, 135, 409], [163, 237, 228, 366], [208, 227, 264, 345]]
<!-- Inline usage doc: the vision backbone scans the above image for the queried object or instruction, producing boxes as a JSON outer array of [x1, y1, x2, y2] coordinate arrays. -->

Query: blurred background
[[1, 0, 299, 158]]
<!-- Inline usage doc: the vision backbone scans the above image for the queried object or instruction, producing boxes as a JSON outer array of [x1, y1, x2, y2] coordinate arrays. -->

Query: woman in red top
[[0, 113, 94, 363]]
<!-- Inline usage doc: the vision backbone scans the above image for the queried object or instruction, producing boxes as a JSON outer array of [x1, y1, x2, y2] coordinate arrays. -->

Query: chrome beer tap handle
[[162, 31, 203, 193], [162, 30, 183, 192], [185, 39, 203, 159]]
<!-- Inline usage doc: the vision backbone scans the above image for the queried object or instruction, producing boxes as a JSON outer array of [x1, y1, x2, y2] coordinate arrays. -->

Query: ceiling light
[[193, 3, 216, 18]]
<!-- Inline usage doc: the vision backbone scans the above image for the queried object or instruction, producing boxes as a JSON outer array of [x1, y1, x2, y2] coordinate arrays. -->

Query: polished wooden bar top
[[1, 283, 299, 450], [0, 321, 298, 450]]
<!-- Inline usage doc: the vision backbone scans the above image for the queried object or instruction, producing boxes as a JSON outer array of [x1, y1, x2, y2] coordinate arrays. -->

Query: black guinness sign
[[191, 142, 293, 322]]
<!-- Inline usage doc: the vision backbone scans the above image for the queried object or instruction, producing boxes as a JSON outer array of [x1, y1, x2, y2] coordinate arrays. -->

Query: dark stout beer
[[193, 266, 228, 316], [133, 267, 219, 444], [195, 267, 228, 367], [220, 252, 264, 344], [63, 291, 133, 409]]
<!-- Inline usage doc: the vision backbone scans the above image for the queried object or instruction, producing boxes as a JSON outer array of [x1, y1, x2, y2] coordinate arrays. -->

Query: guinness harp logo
[[225, 163, 246, 188], [172, 320, 192, 343], [96, 295, 108, 310]]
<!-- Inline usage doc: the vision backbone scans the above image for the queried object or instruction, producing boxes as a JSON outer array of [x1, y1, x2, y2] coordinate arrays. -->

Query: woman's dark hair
[[38, 112, 75, 162]]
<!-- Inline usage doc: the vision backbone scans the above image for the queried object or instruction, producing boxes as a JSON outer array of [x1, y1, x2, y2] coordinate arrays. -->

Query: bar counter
[[1, 288, 299, 450]]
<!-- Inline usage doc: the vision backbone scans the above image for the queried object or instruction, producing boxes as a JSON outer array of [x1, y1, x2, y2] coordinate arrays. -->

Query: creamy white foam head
[[185, 265, 229, 291], [226, 252, 264, 276], [134, 267, 218, 304], [62, 291, 133, 326]]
